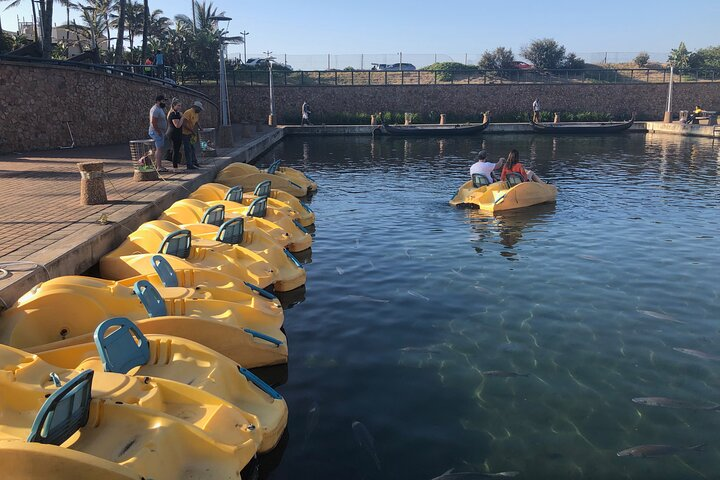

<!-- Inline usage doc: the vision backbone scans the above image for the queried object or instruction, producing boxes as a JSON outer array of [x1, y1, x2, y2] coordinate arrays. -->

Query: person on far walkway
[[167, 98, 185, 169], [148, 94, 168, 172], [144, 56, 154, 76], [469, 150, 501, 184], [182, 100, 204, 169], [501, 149, 543, 183], [301, 101, 312, 125], [532, 98, 541, 122], [154, 49, 165, 78]]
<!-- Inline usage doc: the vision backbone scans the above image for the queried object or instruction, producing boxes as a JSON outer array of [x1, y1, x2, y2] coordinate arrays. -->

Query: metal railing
[[177, 68, 720, 87]]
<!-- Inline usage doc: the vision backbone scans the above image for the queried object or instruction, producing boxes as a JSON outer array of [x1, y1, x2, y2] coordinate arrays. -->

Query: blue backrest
[[27, 369, 94, 445], [267, 160, 282, 174], [472, 173, 490, 188], [151, 255, 178, 287], [505, 172, 524, 188], [133, 280, 167, 317], [158, 230, 192, 259], [247, 197, 267, 218], [94, 317, 150, 374], [201, 204, 225, 227], [216, 217, 244, 245], [224, 186, 243, 203], [253, 181, 272, 198]]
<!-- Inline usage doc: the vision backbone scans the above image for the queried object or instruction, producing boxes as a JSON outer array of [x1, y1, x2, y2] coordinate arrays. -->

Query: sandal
[[157, 167, 170, 173]]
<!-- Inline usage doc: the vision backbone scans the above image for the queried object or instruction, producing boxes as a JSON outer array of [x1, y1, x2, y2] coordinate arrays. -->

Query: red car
[[511, 61, 533, 70]]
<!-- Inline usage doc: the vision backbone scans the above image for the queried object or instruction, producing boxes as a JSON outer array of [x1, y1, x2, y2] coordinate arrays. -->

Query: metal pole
[[269, 62, 275, 118], [239, 30, 249, 62], [219, 42, 229, 125], [666, 65, 674, 113]]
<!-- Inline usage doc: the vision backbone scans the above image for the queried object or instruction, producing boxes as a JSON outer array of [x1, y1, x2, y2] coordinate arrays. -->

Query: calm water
[[257, 133, 720, 480]]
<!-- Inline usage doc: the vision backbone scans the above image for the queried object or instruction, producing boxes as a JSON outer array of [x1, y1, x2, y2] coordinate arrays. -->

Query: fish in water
[[481, 371, 529, 377], [303, 401, 319, 447], [344, 294, 390, 304], [617, 444, 705, 458], [352, 421, 381, 470], [408, 290, 430, 301], [673, 347, 720, 361], [336, 266, 345, 275], [631, 397, 720, 411], [637, 309, 683, 323], [431, 469, 520, 479]]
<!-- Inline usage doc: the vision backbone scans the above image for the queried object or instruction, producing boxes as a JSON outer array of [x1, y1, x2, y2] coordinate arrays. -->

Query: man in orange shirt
[[181, 100, 203, 169]]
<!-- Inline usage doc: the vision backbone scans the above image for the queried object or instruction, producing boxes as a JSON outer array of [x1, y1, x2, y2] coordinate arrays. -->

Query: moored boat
[[530, 114, 635, 134], [376, 117, 489, 136]]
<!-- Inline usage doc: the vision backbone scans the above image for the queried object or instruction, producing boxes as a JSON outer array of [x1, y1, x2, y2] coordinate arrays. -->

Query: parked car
[[371, 62, 416, 71], [243, 58, 293, 70], [511, 61, 533, 70]]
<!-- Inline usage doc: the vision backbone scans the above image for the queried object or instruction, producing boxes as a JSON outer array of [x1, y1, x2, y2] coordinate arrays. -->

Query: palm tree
[[1, 0, 38, 41], [140, 0, 148, 62], [175, 0, 223, 32], [113, 0, 125, 62]]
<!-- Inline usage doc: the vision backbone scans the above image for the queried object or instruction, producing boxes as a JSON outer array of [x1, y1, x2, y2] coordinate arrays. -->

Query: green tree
[[562, 52, 585, 69], [478, 47, 515, 70], [634, 52, 650, 67], [113, 0, 126, 62], [520, 38, 566, 70], [668, 41, 691, 69], [690, 45, 720, 69]]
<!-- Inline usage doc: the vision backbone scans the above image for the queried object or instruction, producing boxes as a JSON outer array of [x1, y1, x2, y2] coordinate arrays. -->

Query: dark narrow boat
[[530, 114, 635, 134], [376, 118, 489, 136]]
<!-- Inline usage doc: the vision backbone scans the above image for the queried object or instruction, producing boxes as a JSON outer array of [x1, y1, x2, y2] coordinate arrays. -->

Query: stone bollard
[[77, 162, 107, 205], [370, 115, 377, 126], [554, 113, 560, 123], [663, 111, 672, 123], [404, 113, 411, 125], [268, 114, 276, 126], [439, 114, 446, 125], [483, 112, 491, 124]]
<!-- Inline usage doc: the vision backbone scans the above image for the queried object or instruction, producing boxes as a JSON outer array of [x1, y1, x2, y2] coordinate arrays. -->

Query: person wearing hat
[[182, 100, 204, 169], [469, 150, 501, 183], [301, 101, 312, 125], [148, 94, 168, 172]]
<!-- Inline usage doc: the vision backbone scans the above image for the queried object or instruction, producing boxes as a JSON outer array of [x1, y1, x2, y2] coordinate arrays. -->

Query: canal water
[[258, 133, 720, 480]]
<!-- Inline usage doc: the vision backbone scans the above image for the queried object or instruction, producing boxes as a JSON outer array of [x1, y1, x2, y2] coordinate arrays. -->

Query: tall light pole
[[210, 15, 234, 147], [239, 30, 249, 63], [265, 50, 276, 126]]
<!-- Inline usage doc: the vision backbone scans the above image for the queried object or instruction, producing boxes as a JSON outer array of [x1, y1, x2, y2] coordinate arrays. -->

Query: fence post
[[484, 71, 487, 84], [368, 70, 371, 85], [385, 71, 387, 85], [318, 71, 321, 85], [351, 70, 354, 86], [335, 70, 338, 85], [300, 71, 304, 86], [418, 70, 420, 85]]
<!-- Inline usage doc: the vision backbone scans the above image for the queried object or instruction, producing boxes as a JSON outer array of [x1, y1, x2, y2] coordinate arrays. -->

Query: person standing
[[166, 98, 186, 169], [532, 98, 541, 122], [301, 101, 312, 125], [144, 55, 154, 76], [148, 94, 168, 172], [154, 49, 165, 78], [182, 100, 204, 169]]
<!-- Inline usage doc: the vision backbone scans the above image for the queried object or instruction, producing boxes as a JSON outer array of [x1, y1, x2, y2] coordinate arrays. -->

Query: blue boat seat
[[253, 180, 272, 198], [158, 230, 192, 259], [216, 217, 244, 245], [133, 280, 168, 318], [505, 173, 524, 188], [151, 255, 178, 287], [472, 173, 491, 188], [201, 204, 225, 227], [224, 186, 243, 203], [266, 160, 282, 174], [247, 197, 267, 218], [27, 369, 94, 445], [94, 318, 150, 374]]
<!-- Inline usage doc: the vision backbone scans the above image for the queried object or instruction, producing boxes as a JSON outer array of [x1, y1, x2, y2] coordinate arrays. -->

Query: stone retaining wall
[[0, 61, 218, 153], [195, 83, 720, 125]]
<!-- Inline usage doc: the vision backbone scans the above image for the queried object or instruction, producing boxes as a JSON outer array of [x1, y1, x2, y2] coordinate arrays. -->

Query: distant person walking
[[154, 49, 165, 78], [301, 101, 312, 125], [144, 56, 154, 76], [148, 94, 168, 172], [182, 100, 204, 170], [167, 98, 185, 169], [532, 98, 541, 122]]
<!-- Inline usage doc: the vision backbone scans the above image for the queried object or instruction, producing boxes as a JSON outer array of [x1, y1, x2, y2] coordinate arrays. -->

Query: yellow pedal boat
[[0, 277, 288, 368], [190, 182, 316, 227], [216, 165, 308, 198], [0, 369, 255, 480], [160, 198, 312, 253], [450, 173, 557, 212], [0, 342, 263, 450], [36, 317, 289, 452], [221, 160, 318, 193], [100, 219, 277, 289], [152, 209, 306, 292]]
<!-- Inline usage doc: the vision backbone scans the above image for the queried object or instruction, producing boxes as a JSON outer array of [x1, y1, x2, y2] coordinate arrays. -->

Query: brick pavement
[[0, 126, 283, 308]]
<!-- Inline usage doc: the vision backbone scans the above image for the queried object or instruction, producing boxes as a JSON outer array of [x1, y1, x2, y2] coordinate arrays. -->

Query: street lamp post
[[239, 30, 249, 63], [209, 15, 234, 147], [265, 50, 276, 126]]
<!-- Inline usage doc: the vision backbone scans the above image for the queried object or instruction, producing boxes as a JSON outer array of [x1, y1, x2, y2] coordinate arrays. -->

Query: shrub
[[521, 38, 566, 70], [420, 61, 474, 81], [562, 53, 585, 69], [634, 52, 650, 67], [478, 47, 515, 70], [690, 45, 720, 69]]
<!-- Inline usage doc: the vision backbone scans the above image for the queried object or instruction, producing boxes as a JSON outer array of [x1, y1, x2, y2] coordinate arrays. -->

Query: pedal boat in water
[[450, 173, 557, 212]]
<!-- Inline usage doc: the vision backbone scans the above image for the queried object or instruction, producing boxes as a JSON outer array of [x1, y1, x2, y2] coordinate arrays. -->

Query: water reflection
[[466, 204, 556, 260]]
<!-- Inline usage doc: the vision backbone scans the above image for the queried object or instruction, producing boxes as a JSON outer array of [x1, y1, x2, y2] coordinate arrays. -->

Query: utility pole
[[239, 30, 249, 62]]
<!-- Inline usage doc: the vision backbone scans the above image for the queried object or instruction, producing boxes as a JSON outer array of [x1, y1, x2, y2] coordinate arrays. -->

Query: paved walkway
[[0, 126, 284, 308]]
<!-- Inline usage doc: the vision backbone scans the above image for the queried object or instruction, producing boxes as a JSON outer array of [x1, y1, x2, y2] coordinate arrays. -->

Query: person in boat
[[532, 98, 541, 122], [491, 157, 506, 181], [501, 149, 543, 183], [469, 150, 501, 183], [686, 105, 705, 124]]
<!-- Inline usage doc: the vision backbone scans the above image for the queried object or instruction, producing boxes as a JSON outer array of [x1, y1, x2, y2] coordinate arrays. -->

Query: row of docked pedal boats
[[0, 160, 317, 479], [374, 114, 635, 136]]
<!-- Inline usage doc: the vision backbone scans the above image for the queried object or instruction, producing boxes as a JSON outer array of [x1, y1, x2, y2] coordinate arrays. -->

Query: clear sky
[[2, 0, 718, 68]]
